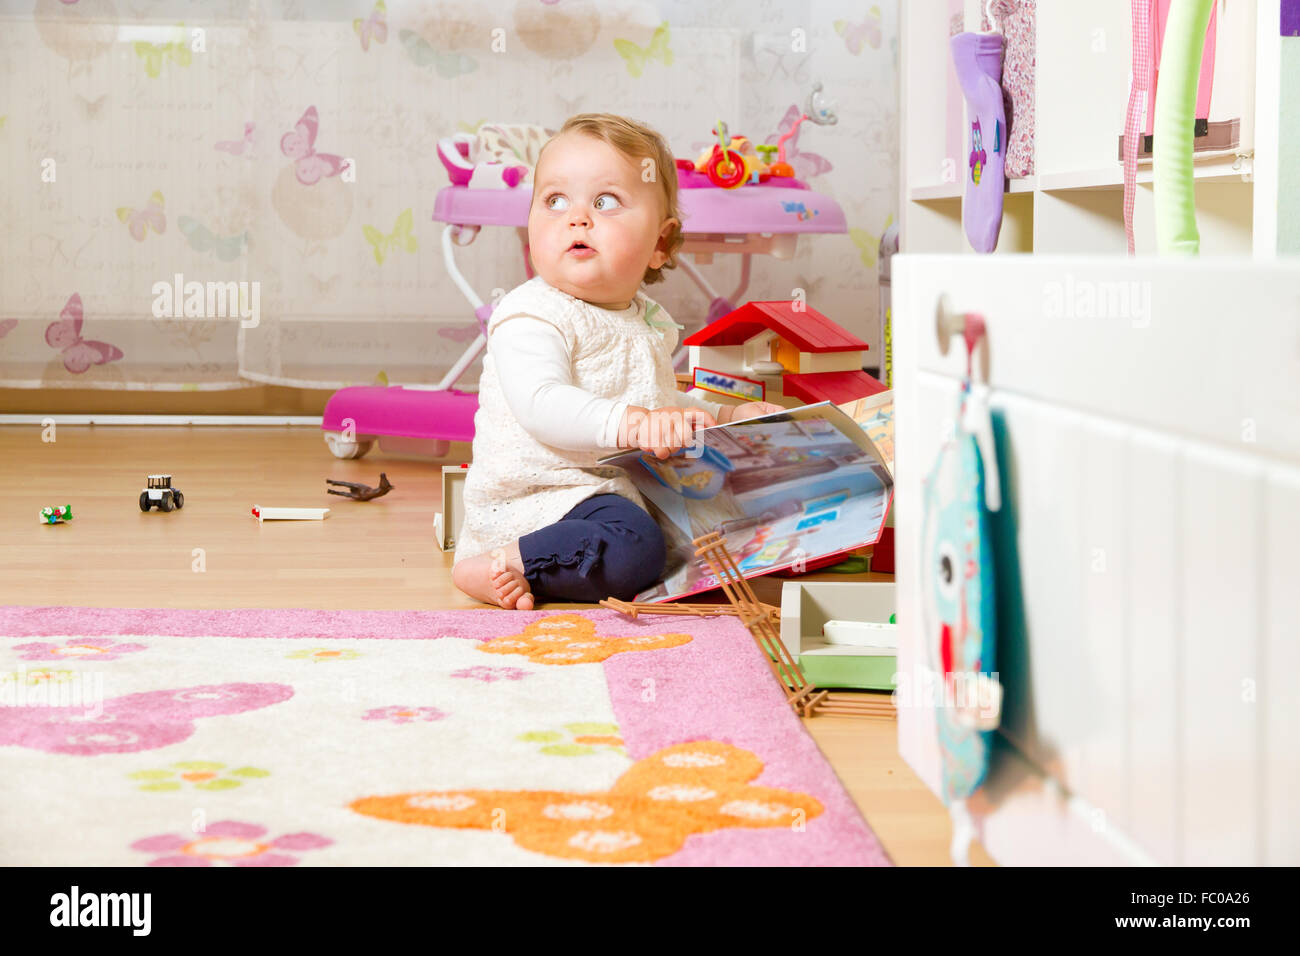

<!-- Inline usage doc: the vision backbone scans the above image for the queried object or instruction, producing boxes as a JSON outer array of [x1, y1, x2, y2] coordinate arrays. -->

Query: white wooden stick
[[251, 506, 330, 522]]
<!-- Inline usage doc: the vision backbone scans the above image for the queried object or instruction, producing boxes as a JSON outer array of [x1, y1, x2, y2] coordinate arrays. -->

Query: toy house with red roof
[[682, 301, 886, 408]]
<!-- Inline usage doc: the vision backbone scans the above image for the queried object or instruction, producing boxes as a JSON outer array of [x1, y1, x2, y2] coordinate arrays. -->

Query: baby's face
[[528, 131, 677, 309]]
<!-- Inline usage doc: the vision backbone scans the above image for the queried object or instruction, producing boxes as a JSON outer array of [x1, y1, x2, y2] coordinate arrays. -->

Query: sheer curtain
[[0, 0, 899, 393]]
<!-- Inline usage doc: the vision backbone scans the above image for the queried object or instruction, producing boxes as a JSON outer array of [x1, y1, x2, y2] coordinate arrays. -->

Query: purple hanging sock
[[950, 32, 1006, 253]]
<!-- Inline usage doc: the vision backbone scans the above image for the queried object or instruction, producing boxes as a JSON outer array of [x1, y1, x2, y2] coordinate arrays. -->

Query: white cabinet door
[[893, 254, 1300, 865]]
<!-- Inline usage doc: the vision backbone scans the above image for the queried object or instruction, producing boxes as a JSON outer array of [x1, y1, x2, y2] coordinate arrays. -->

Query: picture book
[[599, 395, 895, 602]]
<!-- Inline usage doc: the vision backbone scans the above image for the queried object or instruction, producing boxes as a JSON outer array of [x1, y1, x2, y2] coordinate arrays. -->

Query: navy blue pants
[[518, 494, 666, 603]]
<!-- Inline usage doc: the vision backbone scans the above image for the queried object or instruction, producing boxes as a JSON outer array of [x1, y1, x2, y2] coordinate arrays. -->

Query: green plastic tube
[[1153, 0, 1216, 255]]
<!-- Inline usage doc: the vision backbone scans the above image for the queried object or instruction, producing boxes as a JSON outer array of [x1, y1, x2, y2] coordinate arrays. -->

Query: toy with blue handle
[[920, 380, 1002, 865]]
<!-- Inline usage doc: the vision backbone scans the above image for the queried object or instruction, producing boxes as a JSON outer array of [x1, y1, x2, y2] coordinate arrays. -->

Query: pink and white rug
[[0, 605, 892, 866]]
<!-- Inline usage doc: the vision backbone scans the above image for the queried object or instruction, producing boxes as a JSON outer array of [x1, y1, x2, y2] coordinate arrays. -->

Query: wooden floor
[[1, 424, 992, 866]]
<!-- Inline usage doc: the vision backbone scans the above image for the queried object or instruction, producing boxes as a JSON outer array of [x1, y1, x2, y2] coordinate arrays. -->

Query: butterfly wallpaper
[[0, 0, 897, 391]]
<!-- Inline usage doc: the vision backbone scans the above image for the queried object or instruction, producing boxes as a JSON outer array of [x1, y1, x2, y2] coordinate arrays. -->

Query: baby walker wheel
[[706, 147, 748, 189], [323, 432, 375, 460]]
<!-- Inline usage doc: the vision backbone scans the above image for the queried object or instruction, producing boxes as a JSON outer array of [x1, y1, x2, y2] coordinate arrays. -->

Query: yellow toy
[[692, 122, 771, 189]]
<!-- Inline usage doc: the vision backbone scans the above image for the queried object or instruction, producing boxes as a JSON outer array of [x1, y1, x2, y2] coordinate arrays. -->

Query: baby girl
[[452, 113, 781, 609]]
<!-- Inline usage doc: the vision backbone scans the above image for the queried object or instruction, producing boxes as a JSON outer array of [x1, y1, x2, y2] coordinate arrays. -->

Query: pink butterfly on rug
[[766, 104, 834, 179], [280, 106, 347, 185], [215, 121, 255, 155], [116, 190, 165, 241], [45, 293, 124, 373], [353, 1, 388, 51], [0, 319, 16, 338], [0, 682, 293, 755]]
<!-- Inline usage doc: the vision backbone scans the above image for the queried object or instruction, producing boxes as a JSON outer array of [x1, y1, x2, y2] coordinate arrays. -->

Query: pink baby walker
[[322, 98, 847, 460]]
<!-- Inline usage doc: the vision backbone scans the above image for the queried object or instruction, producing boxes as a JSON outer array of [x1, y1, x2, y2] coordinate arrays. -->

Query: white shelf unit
[[901, 0, 1267, 256]]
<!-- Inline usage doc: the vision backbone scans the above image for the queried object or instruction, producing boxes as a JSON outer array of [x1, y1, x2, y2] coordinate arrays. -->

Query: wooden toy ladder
[[601, 532, 895, 720]]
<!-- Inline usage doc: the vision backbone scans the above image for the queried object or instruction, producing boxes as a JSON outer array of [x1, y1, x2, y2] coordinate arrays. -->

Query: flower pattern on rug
[[350, 740, 824, 864], [0, 682, 294, 755], [286, 647, 361, 663], [128, 761, 271, 792], [363, 705, 447, 724], [11, 637, 147, 662], [450, 665, 529, 683], [130, 820, 332, 866], [479, 614, 692, 666], [518, 722, 625, 757]]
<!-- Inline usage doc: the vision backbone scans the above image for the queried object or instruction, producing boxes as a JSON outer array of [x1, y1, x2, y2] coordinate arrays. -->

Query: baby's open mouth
[[568, 240, 595, 253]]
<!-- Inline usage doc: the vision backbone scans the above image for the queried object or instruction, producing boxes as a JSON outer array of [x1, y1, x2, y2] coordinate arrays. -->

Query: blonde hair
[[538, 113, 682, 285]]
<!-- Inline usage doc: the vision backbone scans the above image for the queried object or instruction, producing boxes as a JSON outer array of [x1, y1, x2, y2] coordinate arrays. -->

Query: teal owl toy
[[920, 378, 1003, 866]]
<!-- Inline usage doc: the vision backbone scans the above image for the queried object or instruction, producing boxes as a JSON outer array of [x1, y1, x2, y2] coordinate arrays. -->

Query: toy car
[[140, 474, 184, 512]]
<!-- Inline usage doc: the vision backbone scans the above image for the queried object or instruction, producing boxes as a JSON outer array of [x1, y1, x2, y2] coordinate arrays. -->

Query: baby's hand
[[722, 401, 785, 422], [620, 405, 716, 459]]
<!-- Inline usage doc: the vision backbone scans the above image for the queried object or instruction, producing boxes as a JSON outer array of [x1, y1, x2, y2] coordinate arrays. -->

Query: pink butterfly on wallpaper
[[215, 121, 255, 155], [353, 1, 388, 52], [116, 190, 165, 241], [45, 294, 124, 374], [766, 104, 834, 179], [438, 325, 480, 343], [280, 106, 347, 185], [835, 14, 882, 55], [0, 319, 16, 338]]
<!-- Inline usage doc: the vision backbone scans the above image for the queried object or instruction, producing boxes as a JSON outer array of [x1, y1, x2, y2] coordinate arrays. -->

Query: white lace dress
[[452, 277, 716, 565]]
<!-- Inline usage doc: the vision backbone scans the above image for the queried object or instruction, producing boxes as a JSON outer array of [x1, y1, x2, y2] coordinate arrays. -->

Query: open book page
[[599, 403, 893, 602], [837, 390, 895, 477]]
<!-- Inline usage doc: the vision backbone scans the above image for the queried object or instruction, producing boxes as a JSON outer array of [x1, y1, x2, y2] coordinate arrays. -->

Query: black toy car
[[140, 474, 184, 512]]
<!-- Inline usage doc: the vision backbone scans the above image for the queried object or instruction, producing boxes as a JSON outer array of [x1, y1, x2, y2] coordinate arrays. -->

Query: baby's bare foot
[[490, 549, 534, 611], [451, 551, 500, 607]]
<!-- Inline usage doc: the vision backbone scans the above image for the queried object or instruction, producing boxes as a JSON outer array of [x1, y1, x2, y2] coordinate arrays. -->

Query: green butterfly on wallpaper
[[399, 29, 478, 77], [850, 214, 894, 268], [641, 302, 684, 335], [614, 21, 672, 78], [456, 118, 488, 135], [834, 7, 883, 55], [178, 216, 248, 262], [134, 27, 193, 79], [363, 209, 417, 265]]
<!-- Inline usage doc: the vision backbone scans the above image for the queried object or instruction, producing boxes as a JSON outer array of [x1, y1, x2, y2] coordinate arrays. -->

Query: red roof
[[682, 301, 869, 353], [783, 370, 887, 405]]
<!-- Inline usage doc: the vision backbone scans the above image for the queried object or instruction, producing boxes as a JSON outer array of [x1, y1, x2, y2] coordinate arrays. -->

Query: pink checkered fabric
[[1124, 0, 1153, 255]]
